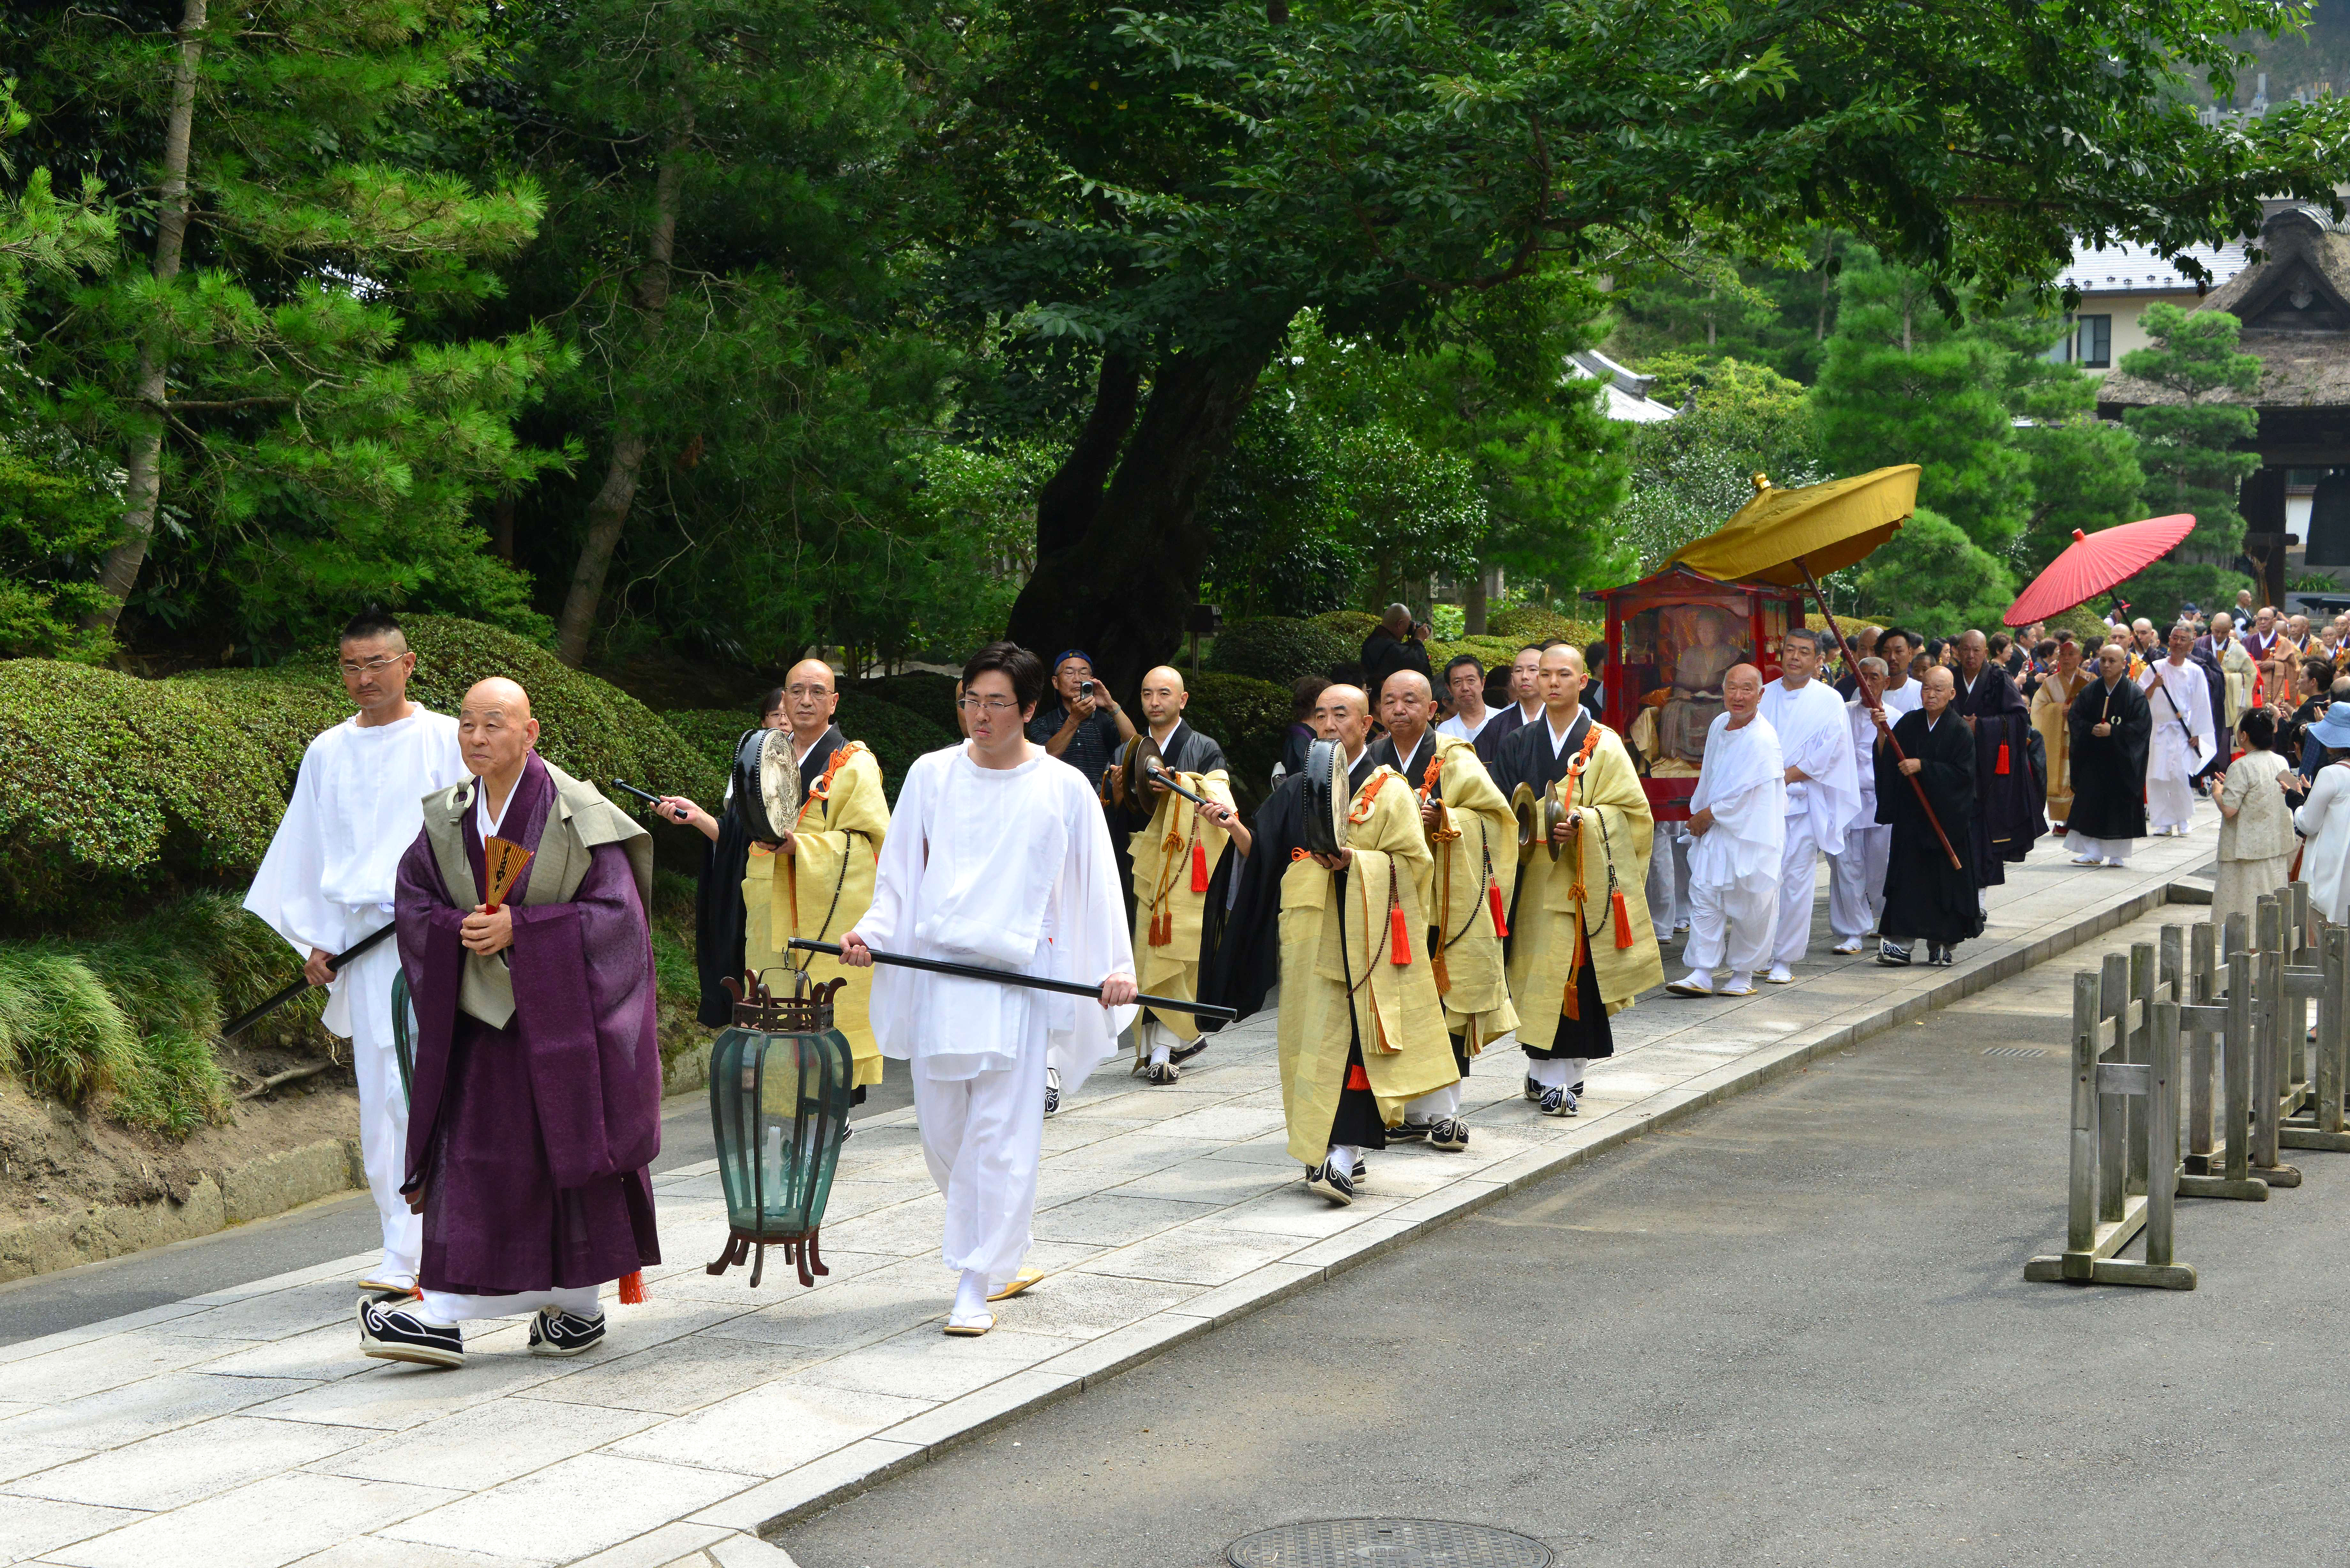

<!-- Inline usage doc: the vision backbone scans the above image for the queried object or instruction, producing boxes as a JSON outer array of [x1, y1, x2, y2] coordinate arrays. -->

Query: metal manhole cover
[[1983, 1046, 2048, 1059], [1226, 1518, 1552, 1567]]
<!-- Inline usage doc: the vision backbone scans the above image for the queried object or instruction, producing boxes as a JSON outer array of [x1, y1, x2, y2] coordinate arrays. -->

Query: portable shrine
[[703, 970, 857, 1287], [1588, 564, 1804, 822]]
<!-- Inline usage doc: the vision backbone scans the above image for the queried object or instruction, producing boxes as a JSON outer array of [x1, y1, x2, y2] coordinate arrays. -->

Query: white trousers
[[2147, 773, 2195, 832], [338, 931, 422, 1283], [1403, 1081, 1461, 1121], [1772, 816, 1824, 968], [1140, 1015, 1194, 1065], [1687, 868, 1778, 976], [912, 1034, 1047, 1291], [1527, 1056, 1584, 1089], [1828, 818, 1890, 941], [420, 1284, 601, 1327], [2064, 831, 2133, 866], [1647, 826, 1692, 941]]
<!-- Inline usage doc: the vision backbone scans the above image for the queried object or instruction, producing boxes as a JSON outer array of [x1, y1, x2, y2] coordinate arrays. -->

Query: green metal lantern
[[703, 971, 856, 1287]]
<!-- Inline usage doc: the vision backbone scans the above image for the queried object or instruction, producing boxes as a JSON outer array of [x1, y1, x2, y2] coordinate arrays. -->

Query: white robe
[[1829, 699, 1891, 941], [1758, 678, 1861, 967], [242, 707, 466, 1285], [856, 743, 1137, 1285], [1685, 713, 1786, 977], [2295, 765, 2350, 925], [1878, 680, 1924, 721], [2138, 659, 2216, 832]]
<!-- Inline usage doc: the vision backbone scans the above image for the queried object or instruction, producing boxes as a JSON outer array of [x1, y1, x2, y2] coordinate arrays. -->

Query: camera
[[1079, 679, 1095, 699]]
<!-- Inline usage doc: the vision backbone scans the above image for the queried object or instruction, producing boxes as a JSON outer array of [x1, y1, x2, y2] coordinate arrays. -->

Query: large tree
[[954, 0, 2349, 693]]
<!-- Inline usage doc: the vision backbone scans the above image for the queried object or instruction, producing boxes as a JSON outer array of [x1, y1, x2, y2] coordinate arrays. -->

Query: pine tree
[[2116, 303, 2261, 620], [13, 0, 562, 652]]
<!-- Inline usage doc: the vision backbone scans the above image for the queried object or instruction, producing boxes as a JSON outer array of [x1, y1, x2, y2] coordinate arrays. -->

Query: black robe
[[2066, 676, 2152, 842], [690, 724, 845, 1028], [1953, 666, 2044, 888], [1367, 728, 1438, 788], [1200, 746, 1376, 1031], [1876, 709, 1984, 945]]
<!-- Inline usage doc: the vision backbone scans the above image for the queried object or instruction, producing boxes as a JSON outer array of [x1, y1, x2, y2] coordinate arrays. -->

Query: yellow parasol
[[1666, 464, 1958, 870], [1668, 466, 1921, 584]]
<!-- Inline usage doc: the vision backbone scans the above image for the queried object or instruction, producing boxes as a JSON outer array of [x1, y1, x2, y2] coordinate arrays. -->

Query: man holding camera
[[1029, 649, 1138, 785]]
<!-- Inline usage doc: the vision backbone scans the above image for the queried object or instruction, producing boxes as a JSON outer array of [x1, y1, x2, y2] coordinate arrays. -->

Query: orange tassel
[[1561, 930, 1586, 1022], [1149, 909, 1171, 946], [1488, 878, 1508, 939], [1191, 841, 1209, 892], [618, 1270, 647, 1306], [1996, 742, 2010, 775], [1431, 939, 1450, 995], [1390, 903, 1412, 965], [1612, 887, 1633, 950]]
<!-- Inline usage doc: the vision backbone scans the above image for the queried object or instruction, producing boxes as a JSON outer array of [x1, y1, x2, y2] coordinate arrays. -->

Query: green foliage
[[1182, 671, 1290, 812], [1313, 610, 1383, 643], [1812, 255, 2030, 551], [0, 447, 120, 661], [1198, 400, 1362, 618], [14, 0, 565, 652], [859, 673, 963, 736], [1486, 606, 1600, 649], [1206, 617, 1359, 686], [0, 892, 309, 1135], [2117, 304, 2264, 621], [1618, 358, 1822, 571], [830, 694, 955, 802], [1854, 508, 2015, 633], [0, 76, 114, 331], [1606, 233, 1853, 385]]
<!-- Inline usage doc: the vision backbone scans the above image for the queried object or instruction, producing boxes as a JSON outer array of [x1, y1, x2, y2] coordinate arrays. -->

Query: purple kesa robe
[[394, 754, 662, 1296]]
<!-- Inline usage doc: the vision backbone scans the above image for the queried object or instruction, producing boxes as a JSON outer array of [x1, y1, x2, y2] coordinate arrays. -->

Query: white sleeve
[[1042, 770, 1139, 1092], [852, 755, 929, 953], [242, 740, 340, 956]]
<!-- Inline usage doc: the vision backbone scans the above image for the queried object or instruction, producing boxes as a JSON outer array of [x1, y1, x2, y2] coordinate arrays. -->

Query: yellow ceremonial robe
[[1276, 767, 1458, 1165], [741, 741, 889, 1088], [1507, 726, 1664, 1049], [2030, 668, 2088, 825], [1423, 735, 1520, 1052], [1128, 767, 1235, 1046]]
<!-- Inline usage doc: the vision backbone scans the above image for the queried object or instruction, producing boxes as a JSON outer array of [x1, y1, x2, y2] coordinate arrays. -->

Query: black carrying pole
[[219, 922, 398, 1040], [1143, 763, 1213, 810], [787, 938, 1236, 1022]]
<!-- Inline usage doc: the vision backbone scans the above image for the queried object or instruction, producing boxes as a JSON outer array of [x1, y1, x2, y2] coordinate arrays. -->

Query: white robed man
[[1669, 665, 1786, 998], [1875, 628, 1924, 721], [1115, 665, 1244, 1086], [1267, 685, 1458, 1201], [841, 644, 1136, 1335], [1827, 657, 1893, 954], [2137, 622, 2218, 837], [245, 610, 465, 1295], [1755, 629, 1861, 981], [1386, 669, 1517, 1149], [658, 660, 890, 1104], [1492, 644, 1663, 1117]]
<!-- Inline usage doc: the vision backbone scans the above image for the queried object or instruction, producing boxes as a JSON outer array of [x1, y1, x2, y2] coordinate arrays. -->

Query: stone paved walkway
[[0, 813, 2218, 1568]]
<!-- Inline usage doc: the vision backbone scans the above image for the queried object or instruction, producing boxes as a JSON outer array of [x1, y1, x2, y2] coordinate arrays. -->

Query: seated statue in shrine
[[1657, 610, 1744, 765]]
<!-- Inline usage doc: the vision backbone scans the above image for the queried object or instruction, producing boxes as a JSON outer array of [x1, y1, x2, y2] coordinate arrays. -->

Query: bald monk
[[364, 678, 662, 1368], [1492, 644, 1662, 1114], [1109, 666, 1244, 1084]]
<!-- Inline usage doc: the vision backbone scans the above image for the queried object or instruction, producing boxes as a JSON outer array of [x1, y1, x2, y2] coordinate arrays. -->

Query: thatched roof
[[2096, 206, 2350, 412]]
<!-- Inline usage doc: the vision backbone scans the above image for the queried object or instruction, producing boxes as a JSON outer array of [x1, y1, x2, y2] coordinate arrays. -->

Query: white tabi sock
[[952, 1269, 990, 1322], [1150, 1040, 1172, 1067]]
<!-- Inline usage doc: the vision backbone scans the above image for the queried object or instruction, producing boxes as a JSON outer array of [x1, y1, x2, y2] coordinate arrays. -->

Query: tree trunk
[[555, 102, 690, 668], [1006, 340, 1276, 697], [1464, 563, 1489, 635], [491, 492, 515, 561], [84, 0, 207, 634]]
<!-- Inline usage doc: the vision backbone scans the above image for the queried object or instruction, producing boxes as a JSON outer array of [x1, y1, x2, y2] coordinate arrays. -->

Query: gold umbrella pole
[[1797, 561, 1963, 871]]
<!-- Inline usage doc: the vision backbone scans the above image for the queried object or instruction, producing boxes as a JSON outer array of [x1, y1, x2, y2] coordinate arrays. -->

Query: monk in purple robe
[[357, 676, 662, 1369]]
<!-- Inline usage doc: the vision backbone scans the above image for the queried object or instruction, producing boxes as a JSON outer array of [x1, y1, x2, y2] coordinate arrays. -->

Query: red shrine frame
[[1588, 564, 1805, 822]]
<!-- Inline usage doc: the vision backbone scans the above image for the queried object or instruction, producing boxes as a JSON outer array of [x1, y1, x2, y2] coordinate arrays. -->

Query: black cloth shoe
[[1428, 1117, 1469, 1151], [1352, 1157, 1368, 1184], [1044, 1066, 1062, 1117], [1523, 1074, 1542, 1103], [1143, 1059, 1179, 1085], [1877, 940, 1912, 967], [1389, 1120, 1433, 1142], [528, 1307, 608, 1357], [1169, 1036, 1209, 1065], [1539, 1085, 1579, 1118], [358, 1296, 463, 1369], [1306, 1160, 1357, 1206]]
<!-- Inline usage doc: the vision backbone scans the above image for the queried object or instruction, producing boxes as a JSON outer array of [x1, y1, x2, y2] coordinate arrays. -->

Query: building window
[[2076, 314, 2112, 368]]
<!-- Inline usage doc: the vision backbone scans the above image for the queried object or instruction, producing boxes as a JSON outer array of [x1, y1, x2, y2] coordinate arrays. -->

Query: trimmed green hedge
[[860, 671, 961, 735], [1488, 604, 1601, 648], [1185, 671, 1290, 814], [0, 617, 727, 926], [1208, 616, 1358, 686], [1313, 609, 1382, 644], [666, 694, 955, 805]]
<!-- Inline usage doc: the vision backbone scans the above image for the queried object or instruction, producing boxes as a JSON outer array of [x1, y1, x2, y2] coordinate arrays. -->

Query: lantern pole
[[1796, 558, 1964, 871]]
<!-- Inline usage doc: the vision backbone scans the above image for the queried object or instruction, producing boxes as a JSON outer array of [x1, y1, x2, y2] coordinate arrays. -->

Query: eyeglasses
[[785, 684, 833, 699], [338, 654, 406, 676], [957, 696, 1021, 713]]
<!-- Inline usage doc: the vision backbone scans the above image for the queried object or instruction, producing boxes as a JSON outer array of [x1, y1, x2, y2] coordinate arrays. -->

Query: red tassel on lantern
[[1996, 742, 2010, 775], [1191, 841, 1209, 892], [1612, 887, 1634, 950], [1488, 878, 1508, 939], [618, 1270, 647, 1306], [1390, 904, 1412, 965]]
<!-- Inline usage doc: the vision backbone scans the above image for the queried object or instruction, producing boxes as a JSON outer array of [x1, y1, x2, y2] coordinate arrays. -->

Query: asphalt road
[[785, 919, 2350, 1568], [0, 1060, 914, 1348]]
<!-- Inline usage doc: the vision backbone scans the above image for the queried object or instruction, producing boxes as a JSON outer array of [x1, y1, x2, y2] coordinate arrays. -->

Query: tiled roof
[[2052, 240, 2253, 296]]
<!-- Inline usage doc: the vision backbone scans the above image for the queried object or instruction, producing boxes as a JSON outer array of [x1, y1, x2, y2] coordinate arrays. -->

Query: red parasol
[[2002, 515, 2195, 628]]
